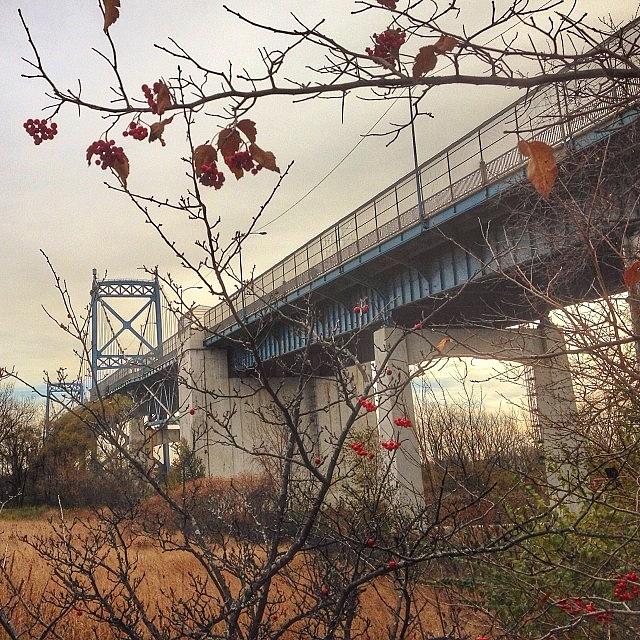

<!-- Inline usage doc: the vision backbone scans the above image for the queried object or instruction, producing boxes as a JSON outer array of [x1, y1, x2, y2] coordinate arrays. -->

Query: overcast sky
[[0, 1, 636, 403]]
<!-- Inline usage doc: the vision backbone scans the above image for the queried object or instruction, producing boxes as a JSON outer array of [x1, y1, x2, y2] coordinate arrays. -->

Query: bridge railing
[[202, 30, 640, 333]]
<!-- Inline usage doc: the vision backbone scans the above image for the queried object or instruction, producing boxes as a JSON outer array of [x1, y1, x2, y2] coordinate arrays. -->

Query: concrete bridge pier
[[178, 326, 238, 476], [373, 326, 425, 507], [310, 363, 377, 472], [529, 322, 583, 506]]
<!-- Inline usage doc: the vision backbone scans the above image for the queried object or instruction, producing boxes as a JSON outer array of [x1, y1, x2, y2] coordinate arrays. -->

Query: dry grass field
[[0, 508, 475, 639]]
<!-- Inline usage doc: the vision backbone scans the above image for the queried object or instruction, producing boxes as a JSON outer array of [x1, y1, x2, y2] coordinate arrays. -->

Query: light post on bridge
[[235, 230, 267, 316]]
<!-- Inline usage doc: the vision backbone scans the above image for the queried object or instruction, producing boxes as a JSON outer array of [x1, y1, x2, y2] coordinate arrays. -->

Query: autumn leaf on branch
[[103, 0, 120, 33], [435, 336, 452, 354], [218, 128, 241, 157], [148, 116, 174, 146], [413, 46, 438, 78], [193, 144, 218, 176], [236, 120, 257, 143], [155, 82, 172, 116], [518, 139, 558, 199], [624, 261, 640, 289], [114, 156, 129, 189], [434, 35, 458, 54], [249, 144, 279, 173]]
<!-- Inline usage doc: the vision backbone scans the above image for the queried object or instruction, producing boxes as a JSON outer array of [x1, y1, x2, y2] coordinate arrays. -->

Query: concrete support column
[[373, 326, 424, 506], [178, 326, 242, 477], [531, 322, 583, 506], [126, 415, 154, 469], [178, 327, 210, 471], [623, 234, 640, 361]]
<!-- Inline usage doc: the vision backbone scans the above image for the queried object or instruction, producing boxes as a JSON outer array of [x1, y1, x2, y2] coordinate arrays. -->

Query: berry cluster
[[23, 118, 58, 145], [366, 29, 406, 66], [350, 441, 375, 460], [123, 121, 148, 141], [86, 139, 127, 170], [377, 0, 397, 8], [142, 82, 166, 114], [353, 302, 370, 314], [358, 396, 377, 413], [199, 162, 226, 190], [381, 439, 401, 451], [225, 150, 263, 176], [393, 417, 413, 428], [557, 598, 612, 624], [614, 572, 640, 601]]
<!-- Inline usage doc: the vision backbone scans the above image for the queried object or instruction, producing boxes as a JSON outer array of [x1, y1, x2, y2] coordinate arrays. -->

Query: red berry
[[313, 456, 322, 465], [387, 559, 398, 570], [366, 537, 376, 547], [189, 407, 195, 416]]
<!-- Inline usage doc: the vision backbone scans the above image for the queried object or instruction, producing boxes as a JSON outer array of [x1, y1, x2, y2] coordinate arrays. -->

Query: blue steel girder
[[223, 108, 639, 371], [91, 270, 164, 378]]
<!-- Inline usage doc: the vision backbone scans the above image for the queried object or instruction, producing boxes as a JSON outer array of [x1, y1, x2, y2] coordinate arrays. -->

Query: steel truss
[[91, 269, 164, 378]]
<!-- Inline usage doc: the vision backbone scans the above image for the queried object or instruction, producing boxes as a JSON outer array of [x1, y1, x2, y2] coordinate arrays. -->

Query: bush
[[140, 474, 278, 541]]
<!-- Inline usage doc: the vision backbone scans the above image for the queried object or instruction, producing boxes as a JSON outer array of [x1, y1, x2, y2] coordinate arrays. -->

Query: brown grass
[[1, 511, 473, 639]]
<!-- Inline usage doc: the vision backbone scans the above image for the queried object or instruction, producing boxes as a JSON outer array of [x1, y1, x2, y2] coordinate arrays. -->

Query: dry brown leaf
[[412, 45, 438, 78], [249, 143, 279, 173], [155, 82, 172, 116], [518, 139, 558, 199], [114, 155, 129, 189], [218, 128, 241, 157], [149, 116, 174, 146], [624, 261, 640, 289], [228, 163, 244, 181], [193, 144, 218, 176], [236, 119, 257, 143], [435, 336, 452, 354], [434, 35, 458, 54], [103, 0, 120, 33]]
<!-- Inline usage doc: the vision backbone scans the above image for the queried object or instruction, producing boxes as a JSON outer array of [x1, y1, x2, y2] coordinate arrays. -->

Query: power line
[[256, 96, 403, 231]]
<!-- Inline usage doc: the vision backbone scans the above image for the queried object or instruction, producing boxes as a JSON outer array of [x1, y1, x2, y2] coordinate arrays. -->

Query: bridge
[[79, 19, 640, 499]]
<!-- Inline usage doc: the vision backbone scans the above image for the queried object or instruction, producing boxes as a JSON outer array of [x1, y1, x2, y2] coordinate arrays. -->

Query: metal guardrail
[[97, 20, 640, 394]]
